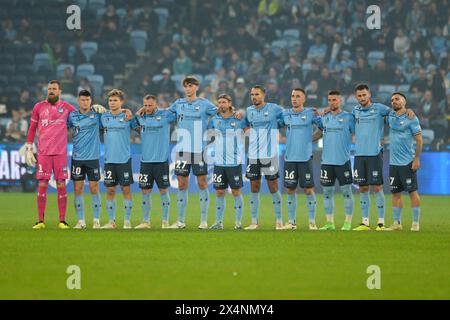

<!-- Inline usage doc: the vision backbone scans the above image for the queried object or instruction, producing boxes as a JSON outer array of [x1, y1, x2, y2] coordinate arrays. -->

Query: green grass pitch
[[0, 192, 449, 299]]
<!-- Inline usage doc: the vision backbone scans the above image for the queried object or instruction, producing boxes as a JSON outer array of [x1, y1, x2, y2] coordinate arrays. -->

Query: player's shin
[[37, 182, 48, 222], [341, 184, 354, 222], [177, 189, 188, 224], [74, 195, 85, 221], [287, 193, 297, 224], [323, 186, 335, 222], [215, 195, 225, 224], [161, 192, 170, 223], [57, 182, 67, 222], [360, 191, 370, 225], [142, 192, 151, 222], [106, 199, 116, 221], [306, 192, 317, 224], [91, 192, 101, 220], [271, 191, 282, 224], [250, 192, 260, 224], [374, 189, 385, 224], [234, 194, 243, 225], [199, 188, 209, 224]]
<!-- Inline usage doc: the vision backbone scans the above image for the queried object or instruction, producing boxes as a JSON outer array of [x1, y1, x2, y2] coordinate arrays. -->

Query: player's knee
[[359, 186, 369, 193], [89, 184, 99, 194], [231, 188, 241, 196], [74, 185, 84, 196], [56, 180, 66, 189], [142, 188, 152, 195], [304, 187, 314, 195], [121, 186, 131, 196], [197, 176, 207, 189], [372, 184, 382, 192], [286, 187, 296, 195], [159, 188, 168, 195], [106, 188, 115, 197], [341, 184, 352, 197], [216, 189, 226, 197], [251, 181, 261, 193], [323, 186, 334, 198], [38, 180, 49, 188]]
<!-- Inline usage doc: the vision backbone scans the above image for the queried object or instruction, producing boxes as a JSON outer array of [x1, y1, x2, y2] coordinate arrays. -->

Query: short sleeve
[[99, 116, 105, 129], [207, 118, 214, 130], [409, 116, 422, 136], [166, 110, 177, 123], [168, 100, 178, 114], [378, 103, 391, 117], [205, 100, 218, 116], [274, 104, 284, 120], [130, 116, 139, 129], [67, 114, 73, 128], [348, 114, 355, 134]]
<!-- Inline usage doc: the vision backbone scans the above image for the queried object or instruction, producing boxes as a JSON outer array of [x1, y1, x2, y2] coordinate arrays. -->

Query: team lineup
[[21, 76, 423, 232]]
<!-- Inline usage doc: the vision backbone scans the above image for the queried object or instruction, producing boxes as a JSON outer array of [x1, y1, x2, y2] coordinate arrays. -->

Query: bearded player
[[22, 80, 76, 229]]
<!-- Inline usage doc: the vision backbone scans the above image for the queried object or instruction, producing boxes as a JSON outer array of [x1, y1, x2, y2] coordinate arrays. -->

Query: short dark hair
[[182, 76, 200, 86], [392, 92, 407, 101], [217, 93, 232, 102], [292, 88, 306, 95], [328, 90, 341, 96], [354, 83, 369, 92], [78, 90, 91, 97], [48, 80, 61, 89], [143, 94, 157, 101], [251, 85, 266, 93]]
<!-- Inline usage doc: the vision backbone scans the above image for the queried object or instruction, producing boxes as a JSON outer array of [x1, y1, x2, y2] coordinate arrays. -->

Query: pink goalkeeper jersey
[[29, 100, 76, 156]]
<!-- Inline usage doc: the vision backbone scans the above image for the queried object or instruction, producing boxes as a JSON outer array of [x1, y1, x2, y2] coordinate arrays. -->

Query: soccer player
[[207, 94, 246, 230], [386, 92, 422, 231], [278, 88, 321, 230], [134, 95, 176, 229], [351, 83, 413, 231], [68, 90, 103, 229], [316, 91, 355, 231], [167, 76, 217, 229], [100, 89, 139, 229], [23, 80, 76, 229], [244, 85, 284, 230]]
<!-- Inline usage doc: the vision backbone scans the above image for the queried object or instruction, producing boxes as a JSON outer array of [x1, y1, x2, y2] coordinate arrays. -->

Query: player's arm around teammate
[[134, 95, 176, 229], [386, 92, 422, 231], [208, 94, 246, 230], [68, 90, 103, 229]]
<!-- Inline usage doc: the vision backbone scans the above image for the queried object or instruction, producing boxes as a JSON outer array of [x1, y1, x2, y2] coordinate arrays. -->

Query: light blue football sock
[[375, 190, 385, 223], [91, 192, 101, 220], [142, 193, 151, 222], [177, 189, 188, 224], [234, 194, 243, 224], [250, 192, 260, 224], [271, 191, 282, 223], [306, 193, 317, 223], [161, 192, 170, 223], [393, 206, 402, 224], [322, 186, 335, 221], [106, 199, 116, 221], [124, 199, 133, 221], [360, 192, 370, 224], [287, 193, 297, 224], [199, 188, 210, 224], [74, 195, 84, 220], [341, 184, 354, 219], [215, 196, 225, 224], [412, 207, 420, 223]]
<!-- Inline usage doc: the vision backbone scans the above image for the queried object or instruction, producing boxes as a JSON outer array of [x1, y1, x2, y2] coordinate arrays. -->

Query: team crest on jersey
[[124, 172, 129, 179], [301, 115, 307, 120], [344, 171, 350, 178], [63, 167, 68, 173], [119, 118, 124, 122], [195, 106, 200, 111], [406, 178, 412, 185], [305, 173, 311, 180], [338, 118, 344, 122], [370, 109, 375, 113], [90, 114, 95, 119], [58, 107, 64, 113], [264, 112, 269, 116], [156, 116, 161, 121], [372, 171, 378, 177], [400, 121, 404, 125], [231, 122, 236, 127]]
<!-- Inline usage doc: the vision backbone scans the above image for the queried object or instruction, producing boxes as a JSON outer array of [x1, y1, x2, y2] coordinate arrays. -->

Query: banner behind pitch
[[0, 143, 448, 195]]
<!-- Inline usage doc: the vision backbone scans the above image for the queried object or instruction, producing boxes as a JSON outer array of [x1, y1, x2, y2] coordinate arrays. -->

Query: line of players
[[24, 77, 422, 231]]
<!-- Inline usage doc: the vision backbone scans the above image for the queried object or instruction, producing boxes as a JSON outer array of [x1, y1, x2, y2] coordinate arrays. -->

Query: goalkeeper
[[21, 80, 76, 229]]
